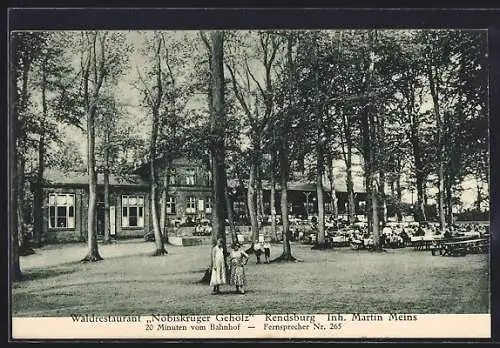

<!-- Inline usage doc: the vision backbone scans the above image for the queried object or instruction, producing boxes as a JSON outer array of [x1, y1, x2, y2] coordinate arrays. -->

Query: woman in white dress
[[210, 239, 227, 294]]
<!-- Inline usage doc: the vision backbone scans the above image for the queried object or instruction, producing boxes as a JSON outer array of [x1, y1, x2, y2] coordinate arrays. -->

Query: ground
[[12, 240, 489, 316]]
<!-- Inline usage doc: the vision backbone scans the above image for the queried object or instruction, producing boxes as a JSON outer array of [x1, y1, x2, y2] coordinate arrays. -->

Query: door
[[97, 202, 105, 237], [110, 206, 116, 236]]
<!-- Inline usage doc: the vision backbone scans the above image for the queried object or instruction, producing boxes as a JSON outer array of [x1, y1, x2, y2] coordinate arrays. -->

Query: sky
[[56, 30, 488, 209]]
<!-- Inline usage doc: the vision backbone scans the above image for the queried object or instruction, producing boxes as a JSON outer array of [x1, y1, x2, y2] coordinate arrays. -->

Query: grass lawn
[[12, 240, 489, 316]]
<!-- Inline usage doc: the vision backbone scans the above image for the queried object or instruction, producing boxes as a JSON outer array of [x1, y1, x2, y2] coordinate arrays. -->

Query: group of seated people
[[341, 221, 489, 250], [443, 223, 489, 239], [193, 220, 212, 236]]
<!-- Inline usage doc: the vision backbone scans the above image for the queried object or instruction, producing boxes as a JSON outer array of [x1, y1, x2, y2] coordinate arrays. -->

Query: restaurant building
[[31, 158, 367, 243]]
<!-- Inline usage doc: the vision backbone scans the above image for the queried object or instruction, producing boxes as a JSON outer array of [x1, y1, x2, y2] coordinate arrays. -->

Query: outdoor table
[[330, 235, 349, 247], [411, 236, 438, 251], [434, 238, 488, 256], [350, 239, 363, 250]]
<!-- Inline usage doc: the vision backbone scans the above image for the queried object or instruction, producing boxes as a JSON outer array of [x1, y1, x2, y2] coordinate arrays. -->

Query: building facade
[[31, 157, 367, 243], [31, 170, 151, 243]]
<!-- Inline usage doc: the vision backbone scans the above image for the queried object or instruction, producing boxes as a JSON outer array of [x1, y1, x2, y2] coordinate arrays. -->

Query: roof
[[227, 177, 366, 193], [133, 156, 206, 174], [34, 169, 149, 188]]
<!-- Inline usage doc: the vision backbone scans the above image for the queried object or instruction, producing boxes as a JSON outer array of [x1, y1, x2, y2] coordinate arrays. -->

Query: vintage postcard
[[8, 8, 491, 341]]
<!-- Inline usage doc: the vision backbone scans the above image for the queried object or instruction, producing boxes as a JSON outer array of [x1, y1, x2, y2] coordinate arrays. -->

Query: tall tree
[[390, 33, 431, 222], [30, 33, 82, 247], [79, 31, 130, 262], [136, 32, 172, 256], [209, 30, 228, 250], [226, 31, 284, 244], [273, 33, 297, 262], [198, 30, 230, 282], [358, 30, 381, 249], [11, 32, 48, 278], [95, 96, 139, 243]]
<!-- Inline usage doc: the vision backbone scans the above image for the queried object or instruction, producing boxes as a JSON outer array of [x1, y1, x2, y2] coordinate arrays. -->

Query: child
[[263, 240, 271, 264], [254, 241, 263, 264]]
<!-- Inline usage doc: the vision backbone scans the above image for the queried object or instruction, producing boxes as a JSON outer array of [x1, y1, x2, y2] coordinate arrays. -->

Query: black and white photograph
[[8, 10, 491, 339]]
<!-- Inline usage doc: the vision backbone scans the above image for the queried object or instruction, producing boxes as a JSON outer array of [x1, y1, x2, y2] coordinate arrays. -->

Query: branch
[[259, 33, 269, 68], [80, 33, 93, 109], [245, 60, 266, 101], [91, 32, 98, 92], [162, 37, 176, 86], [199, 31, 211, 53], [155, 34, 163, 109], [226, 62, 253, 121], [135, 65, 154, 107], [95, 32, 107, 96]]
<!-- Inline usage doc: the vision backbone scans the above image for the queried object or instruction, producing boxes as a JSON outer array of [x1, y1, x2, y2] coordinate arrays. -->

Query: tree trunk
[[103, 132, 111, 244], [340, 110, 356, 225], [346, 147, 355, 225], [367, 110, 381, 251], [362, 31, 381, 250], [159, 162, 170, 241], [16, 157, 29, 261], [368, 119, 381, 251], [201, 31, 229, 283], [224, 185, 238, 245], [103, 170, 110, 243], [11, 38, 26, 280], [33, 61, 48, 248], [247, 162, 258, 244], [364, 173, 373, 232], [415, 174, 427, 222], [445, 180, 453, 225], [476, 182, 482, 212], [33, 132, 44, 248], [272, 34, 295, 262], [377, 109, 387, 226], [257, 175, 265, 234], [326, 154, 338, 220], [13, 157, 23, 280], [427, 52, 446, 234], [379, 170, 387, 225], [370, 176, 380, 249], [395, 172, 403, 222], [82, 105, 103, 262], [159, 173, 168, 238], [223, 149, 237, 246], [150, 110, 167, 256], [270, 150, 278, 242], [436, 167, 446, 232], [313, 145, 326, 249], [17, 59, 34, 255], [274, 140, 295, 261], [210, 30, 228, 261]]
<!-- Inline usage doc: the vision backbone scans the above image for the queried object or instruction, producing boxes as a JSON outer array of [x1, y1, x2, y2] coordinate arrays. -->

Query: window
[[233, 201, 246, 213], [166, 196, 176, 214], [122, 195, 144, 228], [205, 197, 212, 213], [48, 194, 75, 229], [186, 170, 196, 185], [169, 169, 177, 185], [198, 198, 205, 212], [186, 196, 197, 214]]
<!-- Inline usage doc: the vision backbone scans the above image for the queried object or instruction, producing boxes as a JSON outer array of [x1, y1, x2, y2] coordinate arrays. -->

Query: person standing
[[254, 240, 263, 264], [229, 243, 249, 294], [210, 239, 227, 294], [263, 240, 271, 264]]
